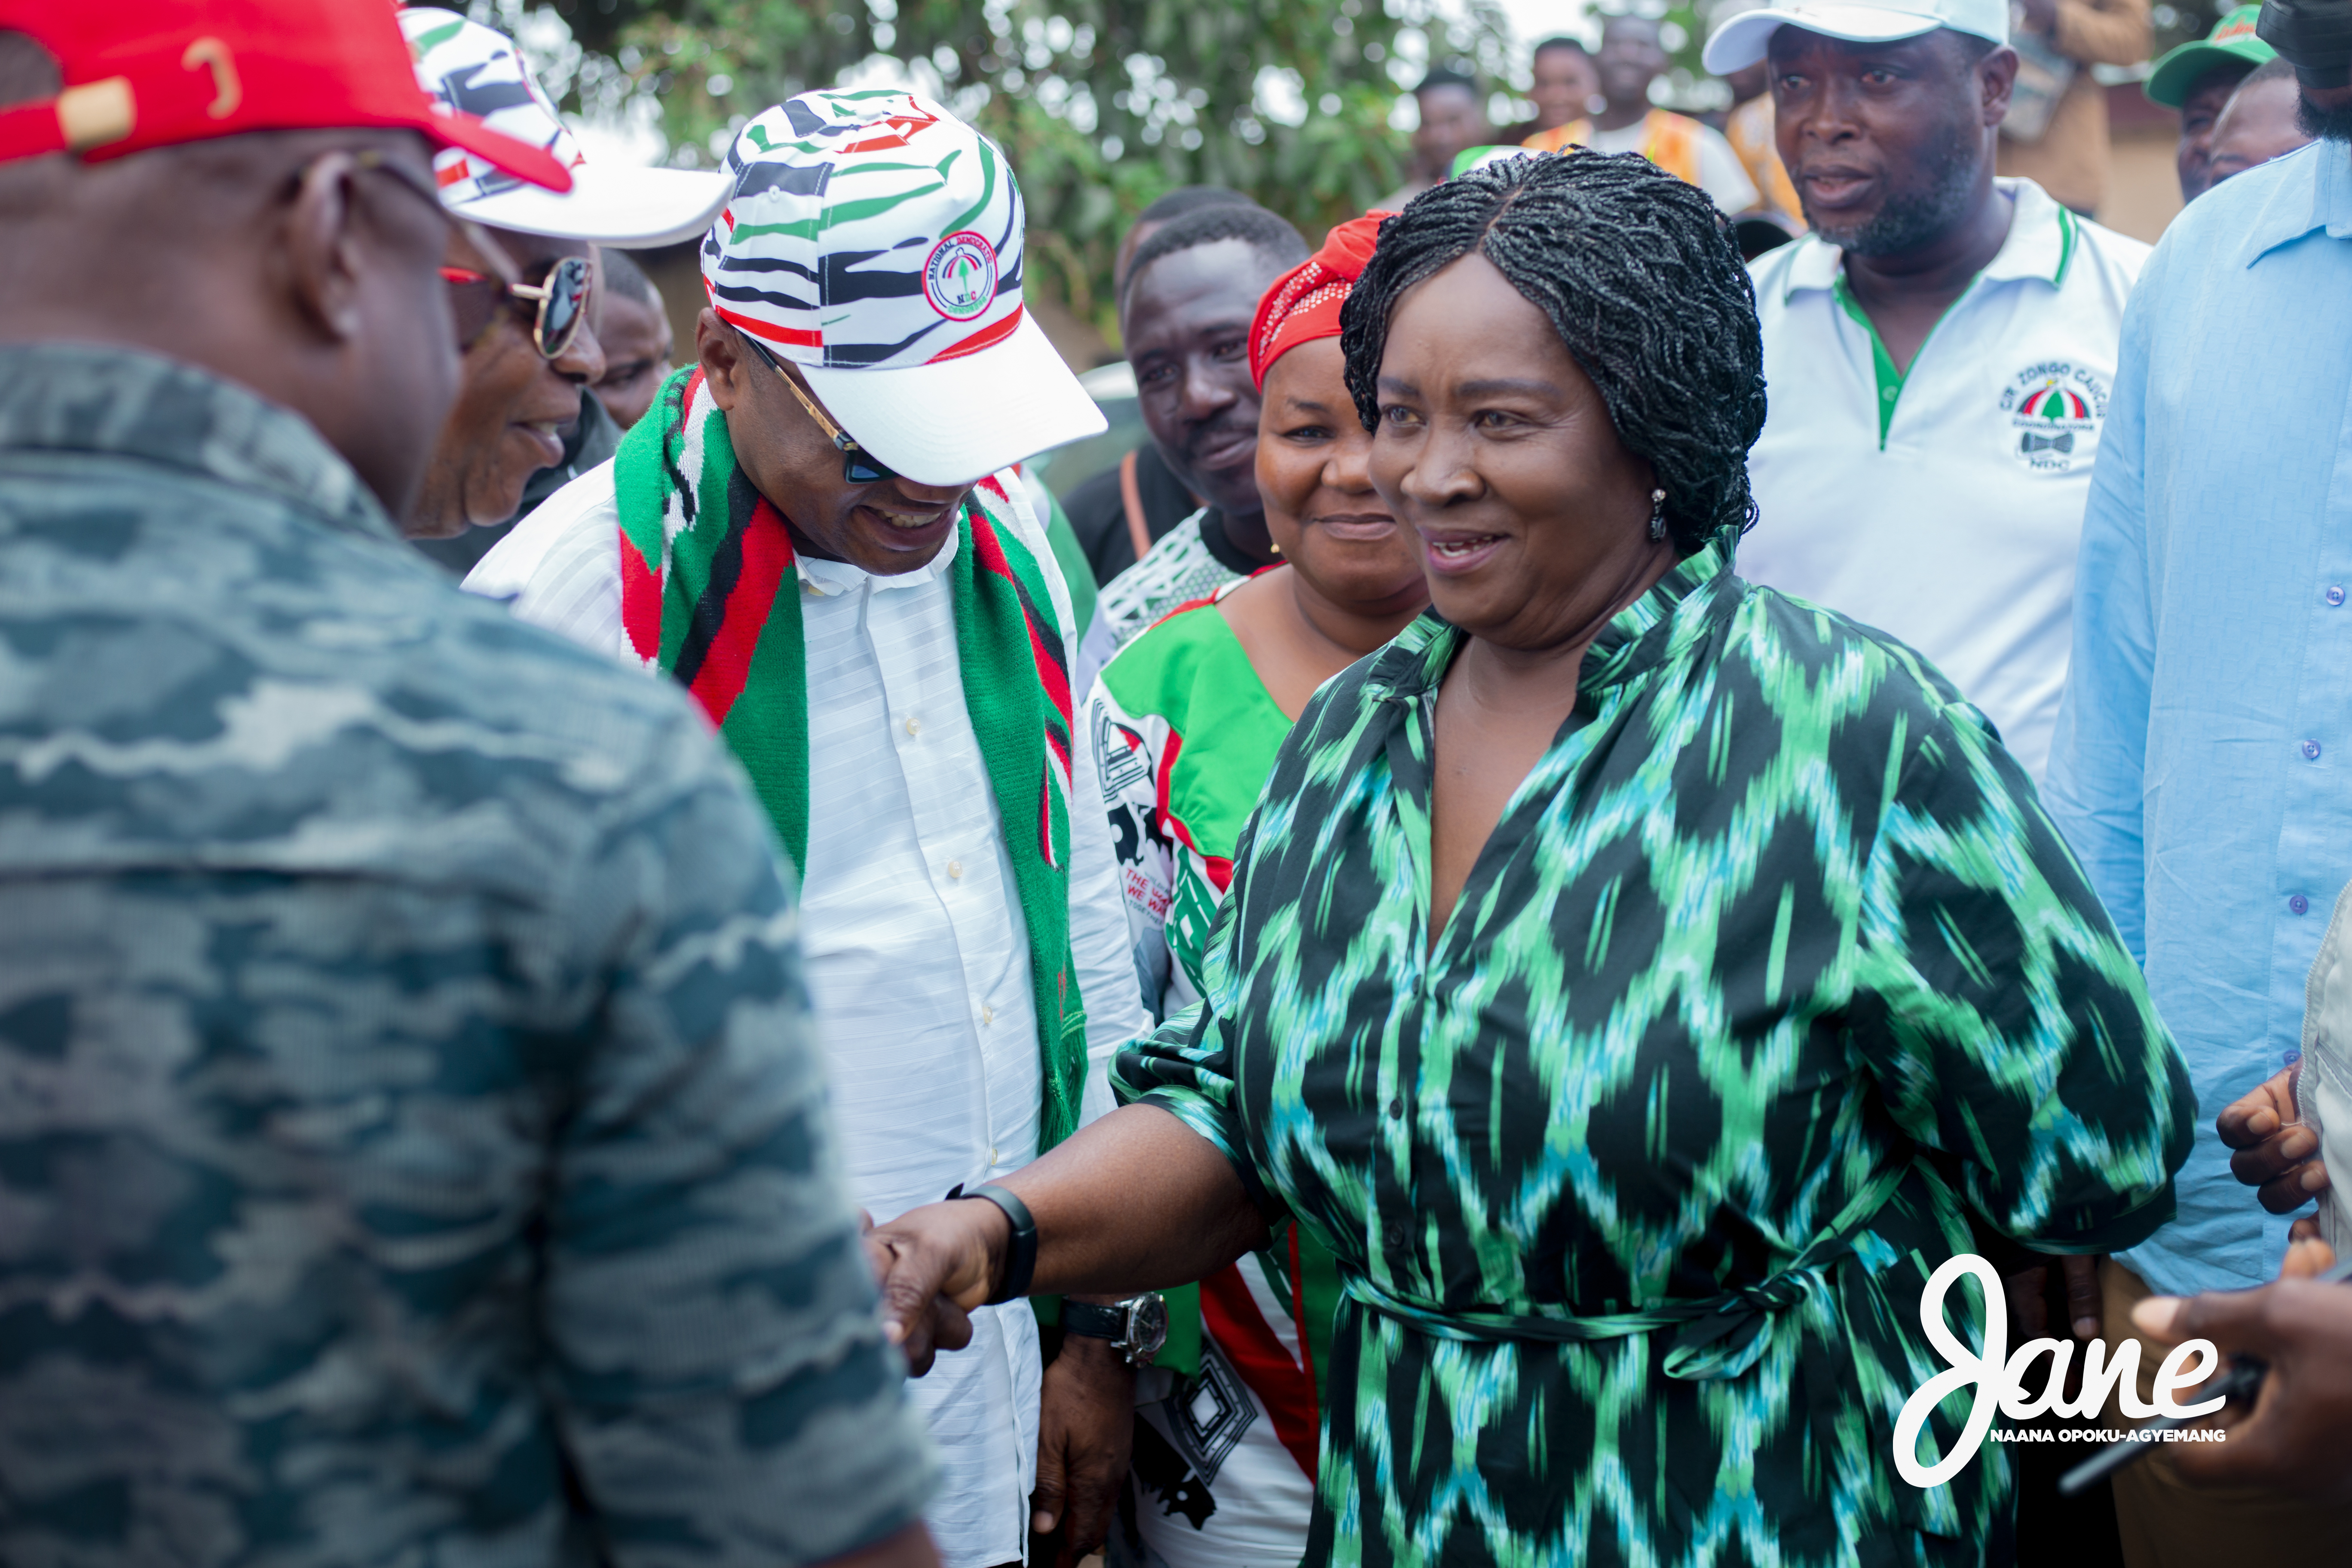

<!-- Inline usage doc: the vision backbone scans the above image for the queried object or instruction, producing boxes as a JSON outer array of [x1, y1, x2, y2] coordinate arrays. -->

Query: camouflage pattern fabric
[[0, 345, 933, 1568], [1115, 526, 2194, 1567]]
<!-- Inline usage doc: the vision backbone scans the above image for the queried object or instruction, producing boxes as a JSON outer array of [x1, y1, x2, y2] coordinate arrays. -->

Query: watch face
[[1127, 1292, 1170, 1363]]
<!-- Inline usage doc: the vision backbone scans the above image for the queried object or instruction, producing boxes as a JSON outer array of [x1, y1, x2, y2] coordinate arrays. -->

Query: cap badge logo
[[1999, 361, 2108, 474], [924, 231, 999, 321]]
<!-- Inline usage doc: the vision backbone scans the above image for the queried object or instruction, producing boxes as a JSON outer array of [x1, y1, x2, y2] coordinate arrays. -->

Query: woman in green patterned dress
[[873, 153, 2194, 1567], [1090, 214, 1425, 1568]]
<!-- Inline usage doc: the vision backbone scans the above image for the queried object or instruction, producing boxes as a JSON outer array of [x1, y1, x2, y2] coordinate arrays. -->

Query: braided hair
[[1338, 151, 1767, 551]]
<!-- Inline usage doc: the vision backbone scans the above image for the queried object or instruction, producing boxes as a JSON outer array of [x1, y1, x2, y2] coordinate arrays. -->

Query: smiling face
[[1123, 237, 1286, 518], [1531, 44, 1602, 129], [1769, 28, 2014, 255], [2177, 62, 2257, 199], [1256, 337, 1427, 618], [408, 223, 606, 537], [1366, 253, 1665, 652], [698, 310, 974, 574]]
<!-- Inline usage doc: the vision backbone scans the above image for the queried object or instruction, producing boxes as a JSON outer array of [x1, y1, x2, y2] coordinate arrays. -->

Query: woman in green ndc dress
[[873, 152, 2196, 1568], [1088, 213, 1427, 1568]]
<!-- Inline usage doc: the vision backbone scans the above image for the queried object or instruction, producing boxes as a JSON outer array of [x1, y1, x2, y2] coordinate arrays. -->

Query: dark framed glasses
[[738, 330, 900, 483], [440, 252, 594, 360]]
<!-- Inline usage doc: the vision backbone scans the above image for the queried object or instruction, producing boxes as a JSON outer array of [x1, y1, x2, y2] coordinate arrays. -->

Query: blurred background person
[[1066, 188, 1255, 585], [401, 9, 723, 574], [2144, 4, 2275, 200], [1714, 0, 1807, 226], [1077, 203, 1308, 691], [1375, 66, 1491, 208], [1088, 211, 1424, 1568], [1708, 0, 2149, 781], [1523, 13, 1761, 212], [2207, 55, 2315, 183], [0, 5, 940, 1567], [1498, 35, 1602, 142], [592, 246, 673, 430], [1993, 0, 2152, 215]]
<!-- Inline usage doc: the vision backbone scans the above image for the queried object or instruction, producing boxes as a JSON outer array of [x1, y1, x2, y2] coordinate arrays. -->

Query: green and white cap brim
[[1703, 0, 2007, 72], [448, 163, 732, 247], [404, 8, 730, 246], [802, 311, 1105, 487], [2144, 6, 2272, 107]]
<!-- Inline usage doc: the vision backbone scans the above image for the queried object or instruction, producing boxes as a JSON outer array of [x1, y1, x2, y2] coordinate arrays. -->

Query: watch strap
[[950, 1183, 1036, 1305], [1060, 1298, 1126, 1341]]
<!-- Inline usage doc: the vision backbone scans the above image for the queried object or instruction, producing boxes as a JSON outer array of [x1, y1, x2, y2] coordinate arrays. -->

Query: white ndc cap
[[702, 89, 1106, 488], [1702, 0, 2009, 74], [403, 8, 731, 247]]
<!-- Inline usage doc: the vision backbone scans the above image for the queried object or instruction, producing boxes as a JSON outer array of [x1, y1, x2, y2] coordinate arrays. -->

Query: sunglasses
[[738, 331, 900, 483], [440, 252, 594, 360]]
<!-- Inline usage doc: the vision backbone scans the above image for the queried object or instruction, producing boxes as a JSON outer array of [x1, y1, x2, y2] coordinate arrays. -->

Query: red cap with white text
[[0, 0, 570, 193]]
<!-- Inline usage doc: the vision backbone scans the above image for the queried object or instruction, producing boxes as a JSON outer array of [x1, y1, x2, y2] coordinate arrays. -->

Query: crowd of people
[[4, 0, 2352, 1566]]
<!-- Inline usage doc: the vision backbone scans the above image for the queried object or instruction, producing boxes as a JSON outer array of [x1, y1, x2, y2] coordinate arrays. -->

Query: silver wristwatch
[[1060, 1292, 1169, 1369]]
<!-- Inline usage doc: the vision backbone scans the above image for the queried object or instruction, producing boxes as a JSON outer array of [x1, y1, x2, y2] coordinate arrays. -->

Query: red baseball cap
[[0, 0, 570, 192]]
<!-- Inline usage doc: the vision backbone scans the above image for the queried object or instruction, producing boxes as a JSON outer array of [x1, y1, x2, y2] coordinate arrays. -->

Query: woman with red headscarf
[[1087, 214, 1427, 1568]]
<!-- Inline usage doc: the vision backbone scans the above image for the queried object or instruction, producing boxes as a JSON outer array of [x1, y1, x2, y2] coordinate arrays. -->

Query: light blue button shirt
[[2046, 141, 2352, 1297]]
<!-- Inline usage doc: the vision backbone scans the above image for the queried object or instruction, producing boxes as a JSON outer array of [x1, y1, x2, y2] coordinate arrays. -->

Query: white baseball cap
[[703, 90, 1106, 487], [1702, 0, 2008, 73], [403, 8, 731, 247]]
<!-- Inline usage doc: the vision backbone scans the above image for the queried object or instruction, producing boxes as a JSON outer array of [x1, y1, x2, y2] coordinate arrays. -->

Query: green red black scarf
[[613, 364, 1087, 1149]]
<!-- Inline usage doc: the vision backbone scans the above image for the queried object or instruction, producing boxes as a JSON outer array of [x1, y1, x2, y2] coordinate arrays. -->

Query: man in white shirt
[[466, 90, 1153, 1568], [1704, 0, 2148, 778]]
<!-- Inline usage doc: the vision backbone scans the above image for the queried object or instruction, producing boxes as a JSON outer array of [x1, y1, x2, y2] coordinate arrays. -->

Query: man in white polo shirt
[[466, 91, 1154, 1568], [1705, 0, 2147, 778]]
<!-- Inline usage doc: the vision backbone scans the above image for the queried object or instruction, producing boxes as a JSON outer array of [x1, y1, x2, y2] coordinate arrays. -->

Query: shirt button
[[1880, 387, 1897, 402], [1387, 1097, 1404, 1119], [947, 859, 963, 879], [2291, 894, 2311, 916], [2328, 587, 2346, 607], [989, 1145, 999, 1164], [904, 715, 922, 737], [2304, 740, 2323, 760], [1384, 1219, 1406, 1249], [2285, 1049, 2304, 1067], [981, 1003, 994, 1025]]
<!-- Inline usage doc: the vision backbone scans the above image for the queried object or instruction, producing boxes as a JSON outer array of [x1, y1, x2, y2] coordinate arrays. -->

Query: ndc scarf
[[613, 365, 1089, 1150]]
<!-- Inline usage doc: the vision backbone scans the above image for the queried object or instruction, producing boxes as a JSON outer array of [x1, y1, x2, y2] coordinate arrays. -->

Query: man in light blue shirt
[[2044, 55, 2352, 1555]]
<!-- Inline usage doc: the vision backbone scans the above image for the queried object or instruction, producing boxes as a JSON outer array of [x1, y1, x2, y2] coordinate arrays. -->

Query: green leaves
[[523, 0, 1508, 343]]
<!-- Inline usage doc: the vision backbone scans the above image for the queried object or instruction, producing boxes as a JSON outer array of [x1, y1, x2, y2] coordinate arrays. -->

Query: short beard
[[2297, 89, 2352, 143], [1805, 133, 1981, 256]]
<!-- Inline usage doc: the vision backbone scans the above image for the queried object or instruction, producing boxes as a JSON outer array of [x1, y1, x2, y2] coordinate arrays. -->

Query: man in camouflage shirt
[[0, 5, 937, 1565]]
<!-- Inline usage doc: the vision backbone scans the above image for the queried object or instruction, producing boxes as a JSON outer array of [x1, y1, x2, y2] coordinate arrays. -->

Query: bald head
[[0, 47, 459, 520]]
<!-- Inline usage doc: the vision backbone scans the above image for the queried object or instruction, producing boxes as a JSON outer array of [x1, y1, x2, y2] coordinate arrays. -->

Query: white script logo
[[1891, 1254, 2226, 1488]]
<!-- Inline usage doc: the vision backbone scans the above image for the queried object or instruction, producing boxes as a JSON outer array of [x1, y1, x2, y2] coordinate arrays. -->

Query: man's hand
[[2218, 1064, 2331, 1214], [2132, 1234, 2351, 1500], [1031, 1329, 1135, 1560], [864, 1200, 1009, 1375], [2004, 1253, 2104, 1340]]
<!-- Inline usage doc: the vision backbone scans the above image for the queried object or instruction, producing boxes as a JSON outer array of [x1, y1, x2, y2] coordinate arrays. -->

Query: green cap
[[2145, 5, 2274, 107]]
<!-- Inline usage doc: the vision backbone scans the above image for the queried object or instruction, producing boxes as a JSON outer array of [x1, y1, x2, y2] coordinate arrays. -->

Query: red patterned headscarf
[[1248, 211, 1394, 390]]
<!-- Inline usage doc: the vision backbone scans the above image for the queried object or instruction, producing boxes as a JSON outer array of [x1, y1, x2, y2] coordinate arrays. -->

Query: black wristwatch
[[1060, 1293, 1169, 1369]]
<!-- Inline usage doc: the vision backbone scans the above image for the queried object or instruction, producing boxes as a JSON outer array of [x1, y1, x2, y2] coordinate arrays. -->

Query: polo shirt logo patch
[[2000, 362, 2109, 474]]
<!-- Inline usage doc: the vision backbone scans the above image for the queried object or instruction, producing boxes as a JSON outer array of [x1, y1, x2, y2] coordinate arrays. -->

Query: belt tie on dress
[[1338, 1160, 1911, 1382]]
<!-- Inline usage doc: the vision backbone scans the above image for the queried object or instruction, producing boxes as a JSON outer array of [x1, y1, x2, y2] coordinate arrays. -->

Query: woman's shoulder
[[1725, 579, 2004, 751], [1096, 589, 1247, 710]]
